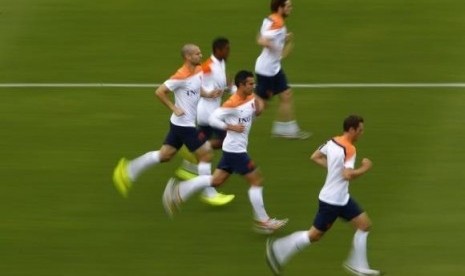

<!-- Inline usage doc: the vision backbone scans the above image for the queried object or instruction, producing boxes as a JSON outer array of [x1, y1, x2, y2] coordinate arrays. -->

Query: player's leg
[[113, 123, 181, 197], [162, 169, 230, 217], [265, 200, 337, 274], [234, 153, 287, 233], [196, 127, 234, 205], [266, 227, 321, 275], [175, 145, 199, 180], [343, 199, 381, 275], [175, 126, 210, 180], [183, 128, 233, 205], [176, 126, 223, 180], [271, 70, 311, 139]]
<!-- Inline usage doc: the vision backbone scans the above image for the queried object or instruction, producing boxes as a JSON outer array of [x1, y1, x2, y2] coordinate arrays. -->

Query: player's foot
[[254, 218, 289, 234], [200, 192, 235, 206], [175, 167, 198, 180], [343, 262, 382, 276], [272, 130, 312, 140], [162, 178, 181, 218], [266, 238, 282, 275], [112, 158, 133, 197]]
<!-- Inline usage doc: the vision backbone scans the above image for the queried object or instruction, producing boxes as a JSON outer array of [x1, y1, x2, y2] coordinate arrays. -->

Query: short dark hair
[[271, 0, 288, 12], [234, 70, 254, 87], [343, 115, 364, 131], [212, 37, 229, 52]]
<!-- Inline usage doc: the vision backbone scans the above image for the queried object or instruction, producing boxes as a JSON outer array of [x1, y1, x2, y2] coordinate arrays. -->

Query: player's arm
[[310, 150, 327, 168], [342, 158, 372, 181], [209, 107, 245, 133], [254, 97, 265, 116], [201, 87, 223, 99], [281, 32, 294, 59], [257, 33, 273, 48], [257, 32, 280, 52], [155, 84, 184, 116]]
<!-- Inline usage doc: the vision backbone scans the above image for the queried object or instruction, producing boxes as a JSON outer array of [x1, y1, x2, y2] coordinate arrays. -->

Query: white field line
[[0, 83, 465, 88]]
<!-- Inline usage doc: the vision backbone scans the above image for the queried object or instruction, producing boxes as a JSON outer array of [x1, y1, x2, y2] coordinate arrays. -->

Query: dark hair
[[212, 37, 229, 52], [234, 70, 254, 87], [343, 115, 364, 131], [271, 0, 288, 12]]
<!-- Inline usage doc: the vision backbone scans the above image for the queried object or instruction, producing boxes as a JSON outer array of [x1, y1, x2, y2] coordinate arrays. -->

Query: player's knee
[[279, 89, 293, 102], [360, 222, 372, 232], [197, 151, 213, 162], [195, 148, 213, 162], [249, 174, 263, 186], [309, 228, 323, 243], [159, 148, 175, 162], [357, 218, 372, 232], [211, 178, 223, 187], [211, 174, 226, 187], [209, 139, 222, 149]]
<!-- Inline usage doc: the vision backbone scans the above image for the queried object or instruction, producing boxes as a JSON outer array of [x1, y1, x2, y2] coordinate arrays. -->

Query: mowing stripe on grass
[[1, 83, 465, 88]]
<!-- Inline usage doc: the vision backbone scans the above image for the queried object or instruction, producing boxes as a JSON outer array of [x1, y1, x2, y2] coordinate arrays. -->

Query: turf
[[1, 0, 465, 275]]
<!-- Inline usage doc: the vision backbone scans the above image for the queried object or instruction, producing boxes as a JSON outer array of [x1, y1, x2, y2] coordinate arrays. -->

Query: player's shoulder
[[266, 13, 285, 29], [332, 136, 356, 158], [333, 136, 355, 149], [222, 94, 254, 108], [201, 57, 214, 74], [170, 65, 202, 80]]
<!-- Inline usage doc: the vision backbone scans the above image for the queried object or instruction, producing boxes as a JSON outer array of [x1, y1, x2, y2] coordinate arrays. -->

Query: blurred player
[[265, 115, 381, 276], [112, 44, 221, 197], [162, 70, 288, 234], [175, 37, 235, 206], [255, 0, 310, 139]]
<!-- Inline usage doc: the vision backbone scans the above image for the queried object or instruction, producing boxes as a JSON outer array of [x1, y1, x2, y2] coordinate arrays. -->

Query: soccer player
[[112, 44, 221, 197], [175, 37, 235, 206], [265, 115, 381, 275], [162, 70, 288, 234], [255, 0, 310, 139]]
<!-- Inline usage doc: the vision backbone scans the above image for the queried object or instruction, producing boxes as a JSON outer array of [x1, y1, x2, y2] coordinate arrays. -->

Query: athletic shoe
[[200, 193, 235, 206], [254, 218, 289, 234], [162, 178, 181, 218], [175, 167, 198, 180], [112, 158, 133, 197], [272, 130, 312, 140], [343, 262, 382, 276], [266, 238, 282, 275]]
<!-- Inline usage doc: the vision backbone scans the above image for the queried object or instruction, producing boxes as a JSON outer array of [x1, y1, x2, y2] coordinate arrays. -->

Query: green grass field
[[1, 0, 465, 275]]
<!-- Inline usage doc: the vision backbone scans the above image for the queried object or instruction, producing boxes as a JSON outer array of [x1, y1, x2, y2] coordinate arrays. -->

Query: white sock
[[287, 120, 299, 134], [272, 121, 287, 135], [272, 121, 300, 135], [248, 186, 269, 222], [273, 231, 311, 265], [181, 160, 198, 173], [197, 161, 212, 175], [178, 175, 212, 201], [127, 151, 160, 181], [347, 229, 370, 269], [201, 186, 219, 198]]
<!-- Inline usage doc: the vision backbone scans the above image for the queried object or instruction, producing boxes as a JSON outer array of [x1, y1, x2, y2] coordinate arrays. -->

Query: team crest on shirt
[[238, 115, 252, 124], [186, 89, 198, 96]]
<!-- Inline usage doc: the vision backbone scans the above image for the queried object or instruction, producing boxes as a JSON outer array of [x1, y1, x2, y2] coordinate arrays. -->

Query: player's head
[[181, 44, 202, 66], [343, 115, 365, 141], [270, 0, 292, 17], [212, 37, 230, 61], [234, 70, 255, 95]]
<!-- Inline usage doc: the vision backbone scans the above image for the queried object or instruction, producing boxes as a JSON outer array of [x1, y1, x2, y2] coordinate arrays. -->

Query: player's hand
[[173, 107, 185, 117], [227, 124, 245, 133], [285, 32, 294, 43], [361, 158, 372, 170], [210, 89, 223, 99]]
